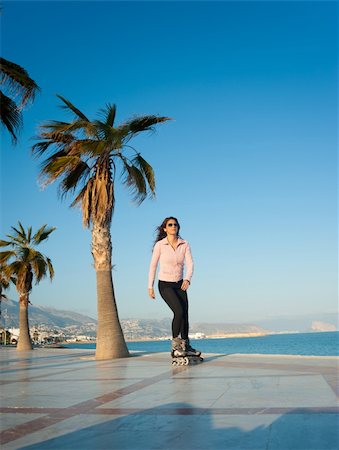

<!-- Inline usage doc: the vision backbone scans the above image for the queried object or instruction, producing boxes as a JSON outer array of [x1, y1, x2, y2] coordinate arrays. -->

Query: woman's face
[[164, 219, 179, 236]]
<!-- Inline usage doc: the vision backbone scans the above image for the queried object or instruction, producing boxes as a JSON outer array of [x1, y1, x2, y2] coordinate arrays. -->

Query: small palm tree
[[0, 57, 40, 143], [0, 223, 55, 350], [0, 265, 11, 345], [0, 264, 10, 318], [33, 95, 170, 360]]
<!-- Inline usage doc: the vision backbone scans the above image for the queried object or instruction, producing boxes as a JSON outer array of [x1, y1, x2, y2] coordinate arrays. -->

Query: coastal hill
[[0, 299, 95, 328], [0, 299, 337, 339], [0, 299, 269, 338]]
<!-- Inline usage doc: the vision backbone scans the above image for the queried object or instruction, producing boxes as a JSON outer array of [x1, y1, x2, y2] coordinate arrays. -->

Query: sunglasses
[[167, 223, 178, 227]]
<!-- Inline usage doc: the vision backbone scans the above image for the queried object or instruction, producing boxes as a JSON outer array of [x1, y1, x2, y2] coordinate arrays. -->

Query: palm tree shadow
[[20, 404, 338, 450]]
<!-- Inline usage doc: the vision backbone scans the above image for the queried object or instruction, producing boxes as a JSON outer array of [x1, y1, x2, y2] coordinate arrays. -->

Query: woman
[[148, 216, 200, 357]]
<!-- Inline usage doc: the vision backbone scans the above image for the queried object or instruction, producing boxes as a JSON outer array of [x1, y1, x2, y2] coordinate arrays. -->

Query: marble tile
[[212, 374, 338, 409], [1, 350, 337, 450]]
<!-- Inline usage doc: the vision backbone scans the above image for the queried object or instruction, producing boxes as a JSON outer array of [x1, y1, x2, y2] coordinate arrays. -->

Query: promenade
[[0, 348, 338, 450]]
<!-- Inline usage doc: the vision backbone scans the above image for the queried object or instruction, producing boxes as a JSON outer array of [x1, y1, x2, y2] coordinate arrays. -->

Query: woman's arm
[[184, 242, 194, 282], [148, 242, 161, 298], [181, 243, 194, 291]]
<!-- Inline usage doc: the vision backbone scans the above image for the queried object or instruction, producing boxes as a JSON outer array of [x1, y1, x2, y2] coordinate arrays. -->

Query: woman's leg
[[158, 281, 186, 338], [174, 285, 189, 340]]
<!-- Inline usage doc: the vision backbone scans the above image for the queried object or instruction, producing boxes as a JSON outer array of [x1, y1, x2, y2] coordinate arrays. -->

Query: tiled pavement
[[0, 348, 338, 450]]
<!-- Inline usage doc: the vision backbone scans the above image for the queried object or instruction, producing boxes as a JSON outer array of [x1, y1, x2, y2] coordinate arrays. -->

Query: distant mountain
[[190, 322, 268, 336], [1, 300, 337, 338], [311, 321, 337, 332], [253, 313, 338, 333], [0, 299, 97, 328], [0, 300, 268, 338]]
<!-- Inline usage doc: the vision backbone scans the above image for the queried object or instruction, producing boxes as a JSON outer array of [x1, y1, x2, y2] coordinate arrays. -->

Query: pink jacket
[[148, 237, 194, 288]]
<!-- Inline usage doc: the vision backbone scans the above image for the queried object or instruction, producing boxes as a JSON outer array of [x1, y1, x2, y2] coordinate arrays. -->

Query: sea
[[65, 331, 339, 357]]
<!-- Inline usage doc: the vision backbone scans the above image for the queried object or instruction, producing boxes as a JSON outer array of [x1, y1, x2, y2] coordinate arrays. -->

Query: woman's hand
[[148, 288, 155, 300], [181, 279, 190, 291]]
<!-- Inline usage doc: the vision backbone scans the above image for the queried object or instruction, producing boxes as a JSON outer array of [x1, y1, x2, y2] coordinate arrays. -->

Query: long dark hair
[[153, 216, 181, 247]]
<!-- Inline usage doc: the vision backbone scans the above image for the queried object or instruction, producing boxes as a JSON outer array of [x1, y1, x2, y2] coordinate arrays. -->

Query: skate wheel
[[184, 357, 189, 365]]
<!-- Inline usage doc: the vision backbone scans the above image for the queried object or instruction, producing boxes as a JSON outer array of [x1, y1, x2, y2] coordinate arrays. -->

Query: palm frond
[[8, 224, 26, 243], [71, 179, 93, 227], [83, 139, 107, 157], [17, 222, 27, 238], [131, 154, 156, 195], [66, 138, 108, 158], [16, 266, 33, 294], [3, 261, 19, 281], [39, 149, 67, 166], [73, 173, 114, 228], [0, 251, 16, 264], [32, 141, 55, 157], [91, 120, 111, 142], [46, 257, 55, 280], [99, 103, 116, 128], [0, 240, 13, 247], [18, 246, 31, 262], [60, 160, 90, 193], [32, 225, 56, 244], [30, 253, 48, 283], [0, 57, 40, 107], [39, 150, 66, 177], [66, 139, 94, 156], [32, 131, 74, 156], [39, 120, 71, 132], [0, 264, 10, 288], [56, 95, 89, 122], [122, 160, 147, 205], [119, 115, 171, 140], [1, 263, 14, 281], [0, 91, 22, 143], [3, 235, 26, 246], [40, 119, 93, 136], [41, 156, 82, 182], [36, 150, 68, 188], [27, 226, 32, 243]]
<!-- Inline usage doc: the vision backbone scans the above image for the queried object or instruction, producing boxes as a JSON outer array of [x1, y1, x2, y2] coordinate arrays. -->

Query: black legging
[[158, 280, 189, 339]]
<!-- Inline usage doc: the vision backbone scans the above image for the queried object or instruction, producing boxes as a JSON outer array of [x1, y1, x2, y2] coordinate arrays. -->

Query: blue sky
[[1, 1, 337, 325]]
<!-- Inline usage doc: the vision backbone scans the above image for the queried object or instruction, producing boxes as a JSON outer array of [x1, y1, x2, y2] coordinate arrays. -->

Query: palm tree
[[0, 223, 55, 351], [0, 264, 11, 345], [32, 95, 170, 360], [0, 57, 40, 143], [0, 265, 10, 322]]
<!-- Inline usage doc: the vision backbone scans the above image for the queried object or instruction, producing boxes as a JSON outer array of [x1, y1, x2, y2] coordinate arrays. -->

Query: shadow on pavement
[[20, 404, 338, 450]]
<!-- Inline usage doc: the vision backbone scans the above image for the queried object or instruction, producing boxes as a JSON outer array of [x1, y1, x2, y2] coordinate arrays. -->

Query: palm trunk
[[92, 222, 129, 360], [17, 293, 33, 351]]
